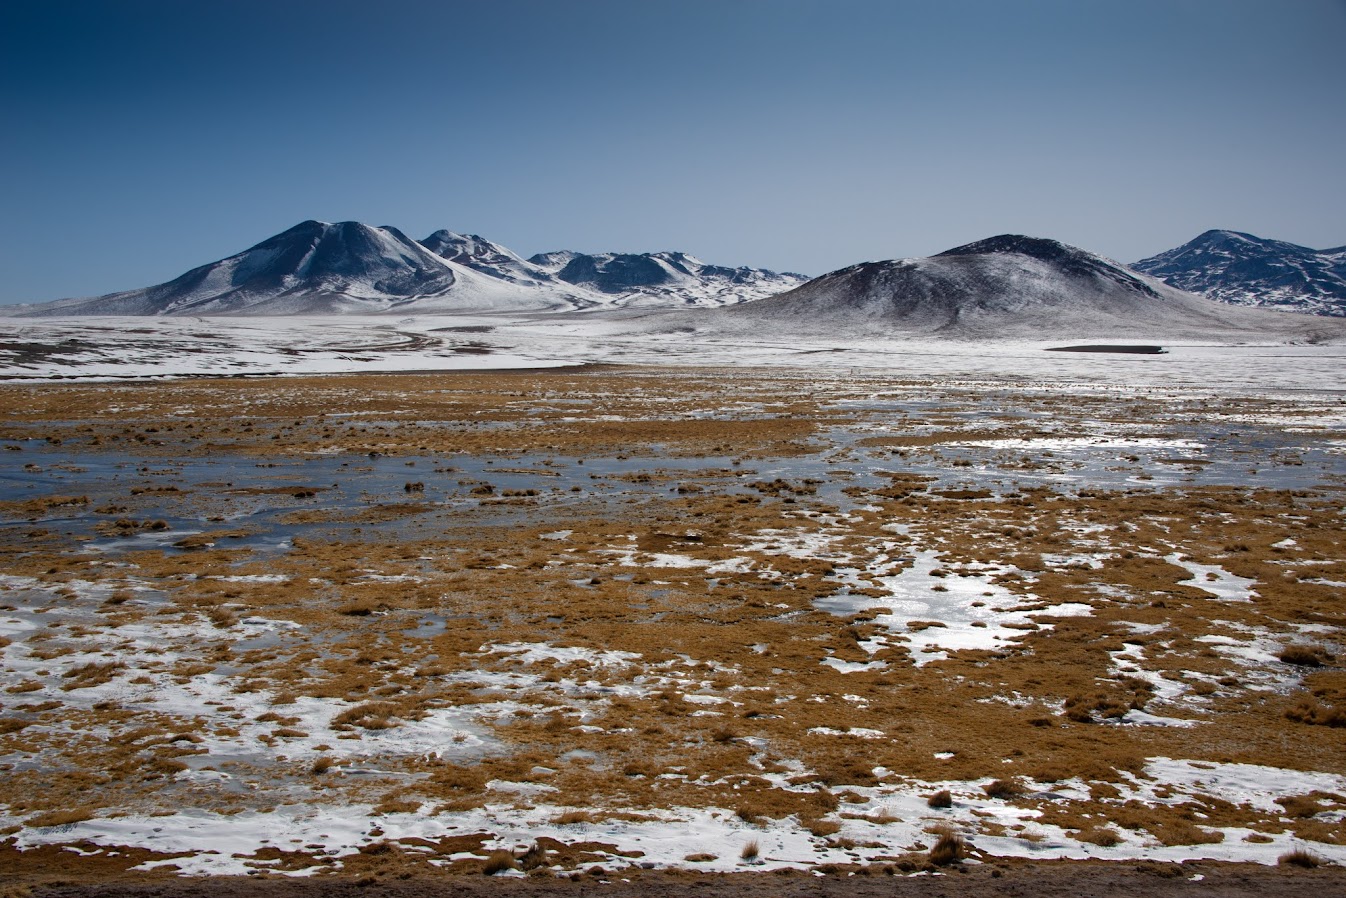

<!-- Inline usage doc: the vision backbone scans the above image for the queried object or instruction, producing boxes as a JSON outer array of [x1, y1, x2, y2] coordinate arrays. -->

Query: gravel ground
[[15, 859, 1345, 898]]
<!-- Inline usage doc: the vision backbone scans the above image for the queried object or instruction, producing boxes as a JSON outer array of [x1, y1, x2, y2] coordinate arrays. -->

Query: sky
[[2, 0, 1344, 303]]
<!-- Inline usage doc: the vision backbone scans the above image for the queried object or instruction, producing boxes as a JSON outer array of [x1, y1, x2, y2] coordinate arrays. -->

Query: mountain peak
[[8, 220, 806, 316], [1194, 229, 1258, 242], [935, 234, 1081, 262], [524, 249, 806, 305], [935, 234, 1157, 297], [1134, 230, 1346, 316], [720, 233, 1334, 341]]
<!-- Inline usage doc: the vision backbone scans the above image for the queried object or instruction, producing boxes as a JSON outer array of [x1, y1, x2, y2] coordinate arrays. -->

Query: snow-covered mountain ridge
[[1132, 230, 1346, 317], [702, 234, 1345, 342], [530, 249, 806, 308], [6, 221, 807, 317]]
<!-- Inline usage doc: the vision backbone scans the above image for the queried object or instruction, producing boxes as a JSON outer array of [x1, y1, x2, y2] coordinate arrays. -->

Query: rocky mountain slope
[[1132, 230, 1346, 317], [528, 250, 806, 308], [7, 222, 803, 316], [710, 235, 1345, 342]]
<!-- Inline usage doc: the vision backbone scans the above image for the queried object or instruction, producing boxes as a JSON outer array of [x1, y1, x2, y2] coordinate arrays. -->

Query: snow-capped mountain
[[418, 231, 556, 287], [527, 250, 807, 308], [8, 220, 568, 317], [710, 234, 1346, 341], [1132, 230, 1346, 317], [8, 221, 803, 316]]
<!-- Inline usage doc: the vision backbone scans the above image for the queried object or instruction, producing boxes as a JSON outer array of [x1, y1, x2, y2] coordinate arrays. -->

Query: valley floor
[[0, 363, 1343, 885]]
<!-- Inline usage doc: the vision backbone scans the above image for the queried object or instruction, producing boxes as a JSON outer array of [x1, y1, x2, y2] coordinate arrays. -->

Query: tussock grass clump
[[60, 661, 123, 691], [149, 756, 188, 775], [25, 807, 93, 828], [621, 759, 660, 777], [331, 701, 400, 730], [373, 795, 421, 815], [1285, 699, 1346, 728], [518, 842, 549, 870], [337, 603, 377, 617], [735, 805, 765, 825], [927, 789, 953, 809], [740, 839, 760, 860], [1277, 794, 1325, 818], [1279, 848, 1323, 868], [1149, 819, 1224, 847], [1063, 692, 1134, 723], [983, 779, 1022, 799], [1077, 826, 1122, 847], [481, 849, 518, 875], [928, 831, 965, 866], [311, 756, 335, 774], [806, 819, 841, 837], [1279, 644, 1331, 667]]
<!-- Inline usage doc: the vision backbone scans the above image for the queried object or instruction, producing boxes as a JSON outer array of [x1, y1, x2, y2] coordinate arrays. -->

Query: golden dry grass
[[0, 369, 1343, 871]]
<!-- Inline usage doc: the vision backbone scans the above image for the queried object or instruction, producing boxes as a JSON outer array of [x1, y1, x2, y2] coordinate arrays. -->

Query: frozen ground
[[0, 324, 1343, 880], [2, 313, 1345, 392]]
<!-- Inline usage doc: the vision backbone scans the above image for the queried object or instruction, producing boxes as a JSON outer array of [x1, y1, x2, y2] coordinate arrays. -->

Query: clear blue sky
[[3, 0, 1344, 303]]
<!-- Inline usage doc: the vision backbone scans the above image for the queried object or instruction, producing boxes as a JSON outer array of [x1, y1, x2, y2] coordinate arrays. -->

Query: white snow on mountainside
[[11, 221, 478, 316], [4, 234, 1345, 381], [527, 249, 808, 308], [3, 221, 806, 317], [1132, 230, 1346, 317], [698, 235, 1346, 342]]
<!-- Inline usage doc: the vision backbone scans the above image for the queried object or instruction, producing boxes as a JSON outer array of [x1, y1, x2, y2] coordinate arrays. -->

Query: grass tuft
[[25, 808, 93, 828], [1277, 795, 1323, 819], [928, 831, 965, 866], [1285, 700, 1346, 728], [1077, 826, 1122, 847], [927, 789, 953, 809], [983, 778, 1022, 799], [806, 818, 841, 837], [741, 839, 760, 860], [518, 842, 548, 870], [482, 849, 518, 875], [1279, 848, 1323, 868], [1279, 645, 1328, 667]]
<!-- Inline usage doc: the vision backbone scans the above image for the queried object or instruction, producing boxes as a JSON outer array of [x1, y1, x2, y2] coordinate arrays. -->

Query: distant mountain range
[[6, 220, 807, 317], [1132, 230, 1346, 317], [708, 235, 1344, 342], [6, 221, 1344, 344]]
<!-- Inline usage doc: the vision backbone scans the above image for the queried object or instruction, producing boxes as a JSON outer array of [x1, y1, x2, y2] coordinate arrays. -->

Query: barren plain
[[0, 367, 1344, 890]]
